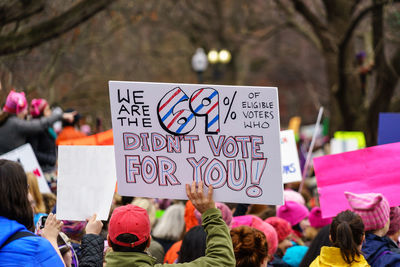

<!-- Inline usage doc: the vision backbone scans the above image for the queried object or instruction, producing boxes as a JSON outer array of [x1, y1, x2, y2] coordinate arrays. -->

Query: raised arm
[[162, 181, 235, 267]]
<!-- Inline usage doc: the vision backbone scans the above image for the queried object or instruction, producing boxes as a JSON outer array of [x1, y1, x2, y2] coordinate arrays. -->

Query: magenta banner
[[314, 142, 400, 218]]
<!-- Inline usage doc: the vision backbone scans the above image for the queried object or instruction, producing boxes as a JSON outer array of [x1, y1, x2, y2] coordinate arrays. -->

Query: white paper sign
[[0, 143, 50, 193], [109, 81, 283, 204], [330, 138, 358, 154], [280, 130, 302, 183], [56, 146, 117, 220]]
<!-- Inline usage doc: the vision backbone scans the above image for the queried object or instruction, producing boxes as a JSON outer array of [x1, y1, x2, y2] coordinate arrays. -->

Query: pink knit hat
[[277, 201, 309, 226], [30, 98, 48, 118], [231, 215, 278, 256], [309, 207, 332, 228], [3, 90, 27, 115], [284, 189, 305, 206], [345, 192, 390, 231], [388, 206, 400, 236], [265, 217, 292, 243]]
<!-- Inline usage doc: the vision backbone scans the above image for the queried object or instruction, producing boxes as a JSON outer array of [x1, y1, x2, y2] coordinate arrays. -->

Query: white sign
[[280, 130, 302, 183], [330, 138, 358, 154], [0, 144, 50, 193], [56, 146, 117, 220], [109, 81, 283, 204]]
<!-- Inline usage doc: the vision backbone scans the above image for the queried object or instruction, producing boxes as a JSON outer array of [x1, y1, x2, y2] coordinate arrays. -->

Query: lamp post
[[191, 48, 208, 83], [207, 49, 231, 81]]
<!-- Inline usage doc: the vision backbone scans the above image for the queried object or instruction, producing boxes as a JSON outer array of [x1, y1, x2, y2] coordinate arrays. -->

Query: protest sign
[[280, 130, 302, 184], [330, 138, 358, 154], [0, 143, 50, 193], [109, 81, 283, 204], [334, 131, 366, 149], [378, 113, 400, 145], [57, 146, 116, 221], [314, 142, 400, 218]]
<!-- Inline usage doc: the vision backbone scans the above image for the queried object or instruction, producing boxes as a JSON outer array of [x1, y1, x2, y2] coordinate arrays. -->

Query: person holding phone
[[0, 159, 64, 266]]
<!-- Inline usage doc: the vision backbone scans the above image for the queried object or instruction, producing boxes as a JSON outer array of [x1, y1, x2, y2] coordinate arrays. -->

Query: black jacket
[[79, 234, 104, 267], [27, 128, 57, 173]]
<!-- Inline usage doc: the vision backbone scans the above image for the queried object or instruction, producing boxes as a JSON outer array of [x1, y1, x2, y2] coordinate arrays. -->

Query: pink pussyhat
[[309, 207, 332, 228], [3, 90, 28, 115], [30, 98, 48, 118], [345, 192, 390, 231]]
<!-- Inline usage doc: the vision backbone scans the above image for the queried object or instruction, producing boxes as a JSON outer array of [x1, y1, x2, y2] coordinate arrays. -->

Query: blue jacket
[[0, 216, 64, 266], [362, 233, 400, 267]]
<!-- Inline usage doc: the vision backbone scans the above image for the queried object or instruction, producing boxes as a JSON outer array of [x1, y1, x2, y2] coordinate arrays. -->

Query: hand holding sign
[[186, 181, 215, 214]]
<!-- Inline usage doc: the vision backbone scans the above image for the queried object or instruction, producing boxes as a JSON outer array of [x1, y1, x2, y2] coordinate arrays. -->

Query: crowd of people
[[1, 89, 400, 267]]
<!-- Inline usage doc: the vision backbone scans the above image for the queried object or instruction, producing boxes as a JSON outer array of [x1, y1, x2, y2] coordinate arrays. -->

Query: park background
[[0, 0, 399, 145]]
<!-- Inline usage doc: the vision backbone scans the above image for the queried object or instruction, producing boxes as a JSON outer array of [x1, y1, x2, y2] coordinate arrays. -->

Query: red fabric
[[57, 129, 113, 146], [163, 240, 182, 264], [56, 126, 86, 145], [184, 200, 199, 232]]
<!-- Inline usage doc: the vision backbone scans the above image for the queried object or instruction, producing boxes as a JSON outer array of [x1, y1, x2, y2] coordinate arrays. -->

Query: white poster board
[[280, 130, 302, 183], [109, 81, 283, 204], [0, 143, 50, 193], [56, 146, 117, 220], [330, 138, 359, 154]]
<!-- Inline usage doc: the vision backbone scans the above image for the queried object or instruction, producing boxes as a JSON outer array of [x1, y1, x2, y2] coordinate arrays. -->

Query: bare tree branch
[[274, 0, 322, 51], [0, 0, 45, 26], [0, 0, 115, 56], [288, 0, 336, 52]]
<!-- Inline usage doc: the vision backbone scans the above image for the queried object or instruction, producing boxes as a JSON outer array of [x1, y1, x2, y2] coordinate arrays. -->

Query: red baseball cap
[[109, 204, 150, 247]]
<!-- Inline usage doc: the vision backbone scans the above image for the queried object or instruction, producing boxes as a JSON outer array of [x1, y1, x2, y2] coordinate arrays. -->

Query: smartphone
[[39, 215, 48, 229]]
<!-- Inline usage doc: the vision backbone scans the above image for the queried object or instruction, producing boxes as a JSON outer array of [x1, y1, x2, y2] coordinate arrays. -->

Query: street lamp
[[218, 49, 231, 64], [191, 48, 208, 83], [207, 48, 231, 81]]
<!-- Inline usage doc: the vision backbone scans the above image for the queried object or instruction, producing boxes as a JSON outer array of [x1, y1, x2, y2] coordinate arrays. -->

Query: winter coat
[[27, 127, 57, 172], [105, 208, 236, 267], [362, 233, 400, 267], [0, 110, 62, 154], [310, 246, 369, 267], [0, 216, 64, 266], [79, 234, 105, 267]]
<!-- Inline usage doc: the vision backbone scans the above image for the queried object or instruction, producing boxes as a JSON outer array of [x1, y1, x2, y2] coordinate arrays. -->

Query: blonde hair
[[26, 172, 46, 213], [152, 203, 185, 241]]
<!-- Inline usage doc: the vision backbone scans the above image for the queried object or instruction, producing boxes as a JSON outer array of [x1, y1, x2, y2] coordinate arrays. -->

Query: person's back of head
[[108, 204, 151, 252], [330, 210, 364, 264], [178, 225, 207, 263], [299, 224, 331, 267], [345, 191, 390, 235], [152, 203, 185, 241], [0, 159, 33, 230], [230, 225, 269, 267], [26, 172, 46, 214]]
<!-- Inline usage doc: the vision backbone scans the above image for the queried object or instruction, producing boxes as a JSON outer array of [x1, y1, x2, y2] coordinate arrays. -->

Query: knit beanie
[[231, 215, 278, 256], [277, 201, 309, 226], [282, 245, 308, 267], [309, 207, 332, 228], [265, 216, 292, 243], [388, 206, 400, 236], [344, 192, 390, 231], [195, 202, 232, 227], [61, 220, 86, 241], [284, 189, 306, 206], [3, 90, 27, 115], [30, 98, 48, 118]]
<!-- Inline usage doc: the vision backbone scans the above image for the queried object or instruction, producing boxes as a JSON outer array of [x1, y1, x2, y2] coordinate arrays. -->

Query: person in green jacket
[[105, 181, 236, 267]]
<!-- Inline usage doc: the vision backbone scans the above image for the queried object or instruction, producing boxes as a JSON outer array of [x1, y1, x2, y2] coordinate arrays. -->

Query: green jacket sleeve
[[155, 208, 235, 267]]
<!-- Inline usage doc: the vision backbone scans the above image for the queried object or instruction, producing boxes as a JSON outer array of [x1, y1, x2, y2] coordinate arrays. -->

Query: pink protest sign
[[314, 142, 400, 218]]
